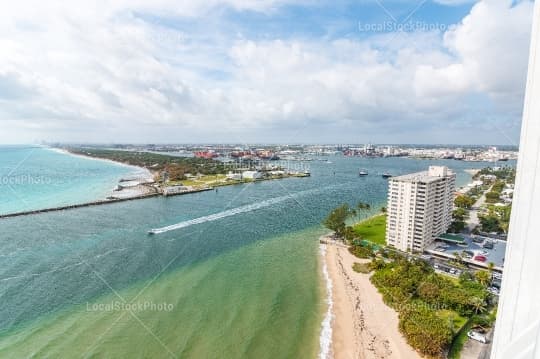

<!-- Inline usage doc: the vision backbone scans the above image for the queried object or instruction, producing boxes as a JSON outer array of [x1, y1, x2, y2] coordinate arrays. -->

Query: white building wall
[[491, 3, 540, 358]]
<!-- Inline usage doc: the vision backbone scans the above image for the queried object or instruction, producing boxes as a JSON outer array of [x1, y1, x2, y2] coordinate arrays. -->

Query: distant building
[[241, 171, 263, 180], [163, 185, 190, 196], [386, 166, 456, 252], [226, 172, 242, 181]]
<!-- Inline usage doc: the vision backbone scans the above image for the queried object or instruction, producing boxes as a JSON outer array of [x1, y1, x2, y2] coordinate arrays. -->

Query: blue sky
[[0, 0, 533, 145]]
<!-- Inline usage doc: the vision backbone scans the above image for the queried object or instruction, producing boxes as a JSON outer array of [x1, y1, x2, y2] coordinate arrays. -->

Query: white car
[[488, 287, 500, 296], [467, 330, 488, 344]]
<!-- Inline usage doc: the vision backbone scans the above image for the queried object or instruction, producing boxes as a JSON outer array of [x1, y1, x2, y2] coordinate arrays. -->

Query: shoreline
[[319, 244, 333, 359], [0, 147, 309, 219], [464, 168, 481, 176], [46, 146, 155, 182], [320, 235, 421, 359]]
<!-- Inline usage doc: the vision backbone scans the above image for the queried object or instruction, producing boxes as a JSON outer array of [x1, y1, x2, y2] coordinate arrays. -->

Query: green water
[[0, 228, 324, 358], [0, 149, 503, 358]]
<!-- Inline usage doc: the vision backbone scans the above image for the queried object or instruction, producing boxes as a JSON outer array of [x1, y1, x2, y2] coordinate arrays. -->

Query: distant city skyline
[[0, 0, 533, 145]]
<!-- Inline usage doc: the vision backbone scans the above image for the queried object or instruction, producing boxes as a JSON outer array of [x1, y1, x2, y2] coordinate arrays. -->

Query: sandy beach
[[323, 239, 421, 359], [46, 146, 158, 199], [46, 146, 155, 182]]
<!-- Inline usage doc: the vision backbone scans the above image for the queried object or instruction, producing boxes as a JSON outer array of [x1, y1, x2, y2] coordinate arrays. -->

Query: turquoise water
[[0, 146, 136, 215], [0, 150, 504, 358]]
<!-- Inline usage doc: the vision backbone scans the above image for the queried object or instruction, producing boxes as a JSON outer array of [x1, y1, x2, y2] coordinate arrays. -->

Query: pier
[[0, 187, 214, 219]]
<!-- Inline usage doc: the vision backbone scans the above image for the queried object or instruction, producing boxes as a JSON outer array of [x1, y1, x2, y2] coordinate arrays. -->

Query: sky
[[0, 0, 534, 145]]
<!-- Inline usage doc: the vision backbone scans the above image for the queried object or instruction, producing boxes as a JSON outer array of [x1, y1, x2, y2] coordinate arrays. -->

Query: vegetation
[[448, 208, 467, 233], [323, 202, 379, 243], [352, 214, 387, 245], [357, 201, 371, 211], [352, 262, 371, 274], [447, 318, 474, 359], [479, 214, 502, 233], [369, 258, 491, 357], [454, 195, 475, 209], [473, 166, 516, 182], [68, 148, 227, 181], [399, 303, 454, 357], [323, 204, 357, 238], [349, 244, 375, 259], [485, 191, 501, 203]]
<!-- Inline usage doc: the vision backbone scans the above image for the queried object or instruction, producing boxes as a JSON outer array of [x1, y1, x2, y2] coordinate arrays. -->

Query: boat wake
[[148, 187, 328, 235]]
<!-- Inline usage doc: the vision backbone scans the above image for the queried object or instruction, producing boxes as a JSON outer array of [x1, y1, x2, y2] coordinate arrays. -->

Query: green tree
[[399, 305, 453, 357], [469, 297, 487, 314], [454, 195, 475, 209], [453, 208, 467, 221], [357, 201, 371, 211], [479, 215, 501, 233], [485, 191, 501, 203], [343, 226, 356, 243], [323, 204, 356, 238], [380, 206, 387, 213], [475, 270, 491, 287]]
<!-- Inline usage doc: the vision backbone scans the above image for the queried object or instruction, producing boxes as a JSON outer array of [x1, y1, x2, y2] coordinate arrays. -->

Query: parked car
[[488, 287, 500, 296], [467, 330, 488, 344]]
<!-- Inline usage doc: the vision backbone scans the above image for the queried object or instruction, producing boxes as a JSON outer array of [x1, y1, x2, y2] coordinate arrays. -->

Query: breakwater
[[0, 187, 214, 219]]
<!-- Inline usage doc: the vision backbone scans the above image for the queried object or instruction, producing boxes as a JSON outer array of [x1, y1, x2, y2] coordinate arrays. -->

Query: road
[[467, 186, 490, 233], [460, 328, 494, 359]]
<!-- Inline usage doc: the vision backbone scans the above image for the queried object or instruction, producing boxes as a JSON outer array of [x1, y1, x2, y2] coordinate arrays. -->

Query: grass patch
[[353, 214, 387, 245], [447, 318, 474, 359], [352, 262, 371, 274], [437, 310, 468, 334]]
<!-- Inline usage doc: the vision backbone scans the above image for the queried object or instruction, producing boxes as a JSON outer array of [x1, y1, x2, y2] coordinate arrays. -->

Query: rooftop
[[438, 233, 466, 243], [427, 235, 506, 268], [390, 166, 455, 184]]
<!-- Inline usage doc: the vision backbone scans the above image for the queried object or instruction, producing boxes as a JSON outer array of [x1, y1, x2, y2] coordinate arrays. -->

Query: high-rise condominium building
[[385, 166, 456, 252]]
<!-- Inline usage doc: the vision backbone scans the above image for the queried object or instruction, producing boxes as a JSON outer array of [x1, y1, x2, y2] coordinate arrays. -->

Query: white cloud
[[444, 0, 532, 96], [0, 0, 534, 144], [433, 0, 477, 6]]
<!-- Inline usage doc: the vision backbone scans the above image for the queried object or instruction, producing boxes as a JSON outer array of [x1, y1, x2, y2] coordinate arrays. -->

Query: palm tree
[[453, 252, 463, 266], [475, 270, 491, 287], [357, 201, 371, 211], [470, 297, 487, 314]]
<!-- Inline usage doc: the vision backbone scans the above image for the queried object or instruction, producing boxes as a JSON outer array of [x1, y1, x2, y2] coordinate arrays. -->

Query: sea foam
[[319, 243, 334, 359]]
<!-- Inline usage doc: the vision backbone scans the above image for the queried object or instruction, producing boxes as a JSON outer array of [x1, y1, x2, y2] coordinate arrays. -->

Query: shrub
[[352, 262, 371, 274], [399, 303, 453, 357], [349, 245, 374, 259]]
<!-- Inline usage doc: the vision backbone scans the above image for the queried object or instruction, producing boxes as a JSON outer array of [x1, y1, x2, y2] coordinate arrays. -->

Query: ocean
[[0, 146, 138, 215], [0, 147, 500, 358]]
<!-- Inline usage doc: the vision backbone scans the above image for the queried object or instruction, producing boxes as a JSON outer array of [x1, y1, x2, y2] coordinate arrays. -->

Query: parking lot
[[428, 234, 507, 268]]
